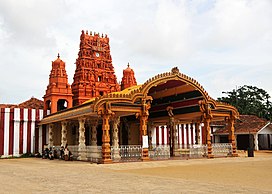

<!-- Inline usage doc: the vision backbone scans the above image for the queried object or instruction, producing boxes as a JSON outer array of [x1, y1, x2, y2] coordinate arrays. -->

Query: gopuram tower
[[71, 30, 120, 106]]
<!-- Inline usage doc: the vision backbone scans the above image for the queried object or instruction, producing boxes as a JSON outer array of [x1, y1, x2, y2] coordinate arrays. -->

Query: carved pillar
[[195, 123, 200, 144], [204, 118, 214, 158], [166, 106, 178, 156], [101, 113, 112, 163], [48, 124, 54, 148], [228, 116, 238, 156], [140, 115, 149, 161], [171, 118, 179, 156], [136, 99, 151, 161], [61, 121, 68, 147], [99, 102, 114, 164], [91, 121, 97, 146], [199, 101, 213, 158], [112, 116, 121, 161], [78, 118, 87, 161], [88, 120, 99, 159]]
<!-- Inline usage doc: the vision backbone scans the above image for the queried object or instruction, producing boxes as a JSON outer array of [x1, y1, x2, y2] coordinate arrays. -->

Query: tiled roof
[[0, 97, 44, 109], [0, 104, 18, 108], [214, 115, 269, 134]]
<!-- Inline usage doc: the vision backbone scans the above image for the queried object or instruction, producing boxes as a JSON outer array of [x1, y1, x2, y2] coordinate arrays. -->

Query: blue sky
[[0, 0, 271, 103]]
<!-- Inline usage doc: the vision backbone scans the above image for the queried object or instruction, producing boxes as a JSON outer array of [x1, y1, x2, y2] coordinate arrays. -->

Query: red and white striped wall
[[0, 108, 48, 157], [152, 123, 206, 147]]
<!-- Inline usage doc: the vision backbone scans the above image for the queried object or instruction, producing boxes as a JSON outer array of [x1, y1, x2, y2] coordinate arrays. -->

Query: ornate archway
[[92, 67, 239, 160]]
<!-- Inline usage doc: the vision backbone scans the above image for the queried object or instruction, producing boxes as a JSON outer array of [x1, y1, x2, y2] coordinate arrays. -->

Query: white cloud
[[0, 0, 272, 103]]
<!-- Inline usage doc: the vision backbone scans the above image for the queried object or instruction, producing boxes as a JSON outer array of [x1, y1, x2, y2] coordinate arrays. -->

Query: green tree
[[218, 85, 272, 120]]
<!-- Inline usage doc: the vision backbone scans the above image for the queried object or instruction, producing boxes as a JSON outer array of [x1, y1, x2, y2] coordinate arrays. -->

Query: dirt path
[[0, 152, 271, 194]]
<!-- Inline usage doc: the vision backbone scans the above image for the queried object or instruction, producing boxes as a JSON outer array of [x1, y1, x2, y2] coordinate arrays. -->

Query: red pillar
[[181, 124, 184, 148], [186, 124, 189, 146], [156, 126, 159, 145]]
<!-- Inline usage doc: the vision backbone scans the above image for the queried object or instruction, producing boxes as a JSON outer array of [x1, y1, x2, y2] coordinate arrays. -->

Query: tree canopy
[[217, 85, 272, 120]]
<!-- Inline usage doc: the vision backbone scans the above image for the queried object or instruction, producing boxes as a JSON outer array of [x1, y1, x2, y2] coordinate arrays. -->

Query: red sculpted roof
[[121, 63, 137, 90], [214, 115, 269, 134], [18, 97, 44, 109], [123, 64, 133, 72], [0, 104, 18, 108], [0, 97, 43, 109]]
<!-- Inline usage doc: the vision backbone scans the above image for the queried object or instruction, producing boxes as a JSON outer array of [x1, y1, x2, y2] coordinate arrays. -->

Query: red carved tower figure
[[71, 30, 120, 106], [121, 63, 137, 90], [43, 54, 73, 114]]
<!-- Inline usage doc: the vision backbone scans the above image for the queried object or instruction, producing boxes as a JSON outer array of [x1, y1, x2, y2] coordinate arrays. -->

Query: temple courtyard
[[0, 151, 271, 193]]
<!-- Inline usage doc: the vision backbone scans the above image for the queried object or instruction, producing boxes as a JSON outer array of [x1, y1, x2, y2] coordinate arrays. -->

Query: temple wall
[[0, 108, 48, 157]]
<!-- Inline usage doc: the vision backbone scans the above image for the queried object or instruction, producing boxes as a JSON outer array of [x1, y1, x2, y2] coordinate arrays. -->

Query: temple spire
[[121, 63, 137, 90], [43, 54, 73, 113]]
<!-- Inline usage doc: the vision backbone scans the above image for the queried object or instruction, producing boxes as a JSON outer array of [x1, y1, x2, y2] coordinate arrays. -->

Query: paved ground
[[0, 151, 272, 194]]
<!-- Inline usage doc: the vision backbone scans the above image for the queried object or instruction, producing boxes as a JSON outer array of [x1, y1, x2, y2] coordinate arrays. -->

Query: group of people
[[42, 144, 73, 161]]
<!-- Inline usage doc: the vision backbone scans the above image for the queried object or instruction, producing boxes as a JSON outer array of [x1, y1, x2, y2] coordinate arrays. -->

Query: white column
[[38, 125, 43, 154], [192, 123, 196, 145], [112, 116, 121, 161], [147, 122, 153, 149], [48, 124, 54, 148], [4, 108, 10, 156], [254, 133, 259, 151], [13, 108, 20, 156], [184, 124, 187, 145], [152, 127, 156, 145], [77, 118, 87, 161], [61, 121, 68, 147]]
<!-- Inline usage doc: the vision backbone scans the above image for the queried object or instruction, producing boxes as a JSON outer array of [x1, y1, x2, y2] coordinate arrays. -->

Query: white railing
[[68, 146, 79, 158], [189, 144, 207, 158], [178, 143, 232, 158], [86, 146, 102, 163], [49, 143, 232, 162], [212, 143, 232, 157], [149, 145, 170, 160], [111, 145, 142, 162], [53, 145, 102, 162]]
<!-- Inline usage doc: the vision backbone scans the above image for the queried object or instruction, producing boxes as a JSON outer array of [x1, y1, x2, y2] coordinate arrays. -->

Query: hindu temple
[[38, 30, 239, 164]]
